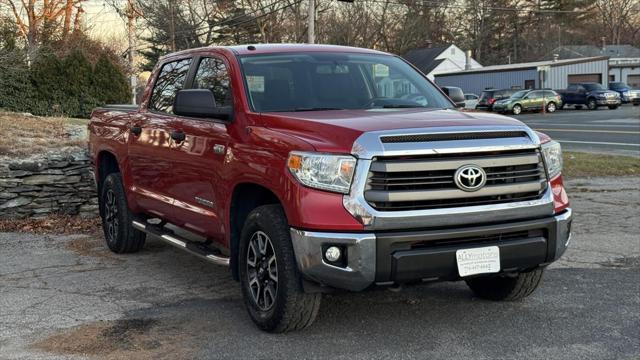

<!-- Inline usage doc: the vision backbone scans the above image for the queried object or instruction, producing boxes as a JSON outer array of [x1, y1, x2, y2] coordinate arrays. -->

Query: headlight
[[541, 141, 562, 178], [287, 151, 356, 194], [623, 91, 630, 96]]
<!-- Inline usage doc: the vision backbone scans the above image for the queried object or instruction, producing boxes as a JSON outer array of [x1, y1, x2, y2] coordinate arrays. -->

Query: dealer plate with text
[[456, 246, 500, 277]]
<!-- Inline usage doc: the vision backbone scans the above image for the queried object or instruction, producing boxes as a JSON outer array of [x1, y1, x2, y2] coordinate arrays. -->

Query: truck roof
[[160, 43, 391, 60]]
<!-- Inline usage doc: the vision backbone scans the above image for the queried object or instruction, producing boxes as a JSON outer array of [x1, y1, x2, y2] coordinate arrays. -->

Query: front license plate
[[456, 246, 500, 277]]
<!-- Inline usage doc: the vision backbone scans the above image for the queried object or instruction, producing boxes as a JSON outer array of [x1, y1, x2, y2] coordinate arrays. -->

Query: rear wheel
[[546, 102, 557, 113], [511, 104, 522, 115], [465, 268, 544, 301], [587, 98, 597, 110], [100, 173, 145, 253], [239, 204, 321, 333]]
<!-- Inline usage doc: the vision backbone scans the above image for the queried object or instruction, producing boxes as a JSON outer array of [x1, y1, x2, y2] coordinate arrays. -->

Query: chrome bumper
[[291, 208, 572, 291]]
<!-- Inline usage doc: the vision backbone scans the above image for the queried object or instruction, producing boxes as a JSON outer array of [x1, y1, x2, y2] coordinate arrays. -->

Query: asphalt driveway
[[1, 177, 639, 360]]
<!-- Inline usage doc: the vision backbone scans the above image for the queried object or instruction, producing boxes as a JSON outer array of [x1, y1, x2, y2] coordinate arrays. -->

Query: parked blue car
[[609, 82, 640, 104]]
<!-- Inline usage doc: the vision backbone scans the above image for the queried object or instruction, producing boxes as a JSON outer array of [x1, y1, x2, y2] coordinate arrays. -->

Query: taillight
[[488, 98, 496, 104]]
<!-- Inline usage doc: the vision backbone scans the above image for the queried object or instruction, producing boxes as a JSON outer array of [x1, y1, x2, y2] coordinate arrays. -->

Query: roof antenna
[[247, 45, 256, 51]]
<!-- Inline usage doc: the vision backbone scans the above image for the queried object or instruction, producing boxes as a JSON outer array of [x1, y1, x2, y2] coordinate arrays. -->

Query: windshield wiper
[[292, 107, 346, 112]]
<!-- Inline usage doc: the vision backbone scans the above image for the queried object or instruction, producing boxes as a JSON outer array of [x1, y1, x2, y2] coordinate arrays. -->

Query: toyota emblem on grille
[[454, 165, 487, 192]]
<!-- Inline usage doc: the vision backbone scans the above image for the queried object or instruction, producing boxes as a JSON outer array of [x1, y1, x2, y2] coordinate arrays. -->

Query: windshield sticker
[[247, 76, 264, 93], [373, 64, 389, 77]]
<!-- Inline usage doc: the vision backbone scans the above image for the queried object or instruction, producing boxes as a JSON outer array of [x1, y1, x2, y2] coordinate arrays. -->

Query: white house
[[403, 44, 482, 81]]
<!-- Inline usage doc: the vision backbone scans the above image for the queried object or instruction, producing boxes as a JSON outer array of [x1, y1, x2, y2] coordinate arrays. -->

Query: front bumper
[[596, 98, 621, 105], [291, 208, 572, 291]]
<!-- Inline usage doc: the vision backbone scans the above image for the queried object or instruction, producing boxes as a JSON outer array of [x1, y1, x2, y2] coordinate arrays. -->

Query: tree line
[[137, 0, 639, 68], [0, 0, 638, 118]]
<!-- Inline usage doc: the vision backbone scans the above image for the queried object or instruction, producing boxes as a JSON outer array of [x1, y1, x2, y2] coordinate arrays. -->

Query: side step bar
[[132, 220, 230, 267]]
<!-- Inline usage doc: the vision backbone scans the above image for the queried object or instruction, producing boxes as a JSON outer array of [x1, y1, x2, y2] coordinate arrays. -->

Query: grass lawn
[[0, 111, 86, 156], [563, 151, 640, 178]]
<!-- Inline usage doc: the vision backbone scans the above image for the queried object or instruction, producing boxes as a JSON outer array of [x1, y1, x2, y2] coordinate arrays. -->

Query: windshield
[[583, 83, 604, 91], [610, 82, 627, 89], [511, 90, 529, 99], [239, 52, 453, 112]]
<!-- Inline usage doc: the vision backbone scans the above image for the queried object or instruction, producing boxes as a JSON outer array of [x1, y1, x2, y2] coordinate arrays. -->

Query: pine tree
[[93, 54, 131, 104]]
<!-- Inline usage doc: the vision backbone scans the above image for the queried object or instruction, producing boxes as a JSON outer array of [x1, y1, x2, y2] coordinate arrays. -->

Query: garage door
[[568, 74, 602, 84], [628, 75, 640, 88]]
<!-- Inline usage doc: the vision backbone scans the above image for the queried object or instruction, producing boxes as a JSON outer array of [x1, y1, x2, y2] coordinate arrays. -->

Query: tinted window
[[240, 53, 453, 112], [543, 90, 556, 97], [193, 57, 232, 107], [495, 90, 514, 99], [511, 90, 529, 99], [567, 84, 578, 91], [149, 58, 192, 113], [609, 82, 626, 89], [480, 91, 494, 100], [583, 83, 604, 91], [528, 91, 542, 99]]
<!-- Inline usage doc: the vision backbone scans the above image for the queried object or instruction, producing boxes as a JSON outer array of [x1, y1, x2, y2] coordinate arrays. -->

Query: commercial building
[[548, 45, 640, 88], [434, 57, 609, 96]]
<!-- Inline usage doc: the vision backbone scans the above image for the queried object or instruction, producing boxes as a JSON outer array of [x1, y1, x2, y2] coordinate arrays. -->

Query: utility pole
[[307, 0, 315, 44], [126, 0, 141, 104]]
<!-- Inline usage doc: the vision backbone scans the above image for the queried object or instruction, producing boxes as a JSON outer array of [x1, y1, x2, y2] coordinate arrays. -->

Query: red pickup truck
[[89, 44, 572, 333]]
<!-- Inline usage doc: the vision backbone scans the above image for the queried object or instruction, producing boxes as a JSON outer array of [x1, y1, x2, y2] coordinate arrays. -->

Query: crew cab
[[89, 44, 572, 333], [557, 83, 621, 110]]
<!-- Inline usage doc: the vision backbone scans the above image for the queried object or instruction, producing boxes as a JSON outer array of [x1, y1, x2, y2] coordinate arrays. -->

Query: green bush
[[0, 51, 35, 112], [0, 48, 130, 118]]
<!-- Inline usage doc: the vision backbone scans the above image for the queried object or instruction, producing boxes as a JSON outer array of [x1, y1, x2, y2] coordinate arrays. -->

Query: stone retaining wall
[[0, 150, 98, 219]]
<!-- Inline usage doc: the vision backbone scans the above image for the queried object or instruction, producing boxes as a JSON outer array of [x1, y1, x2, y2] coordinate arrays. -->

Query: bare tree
[[1, 0, 86, 51], [594, 0, 640, 45]]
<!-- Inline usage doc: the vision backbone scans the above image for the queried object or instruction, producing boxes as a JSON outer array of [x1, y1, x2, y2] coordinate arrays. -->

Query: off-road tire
[[587, 98, 597, 110], [608, 105, 619, 110], [239, 204, 321, 333], [100, 173, 145, 253], [465, 268, 544, 301]]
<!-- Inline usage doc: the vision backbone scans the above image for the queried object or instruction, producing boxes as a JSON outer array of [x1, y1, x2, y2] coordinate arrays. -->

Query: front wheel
[[511, 104, 522, 115], [465, 268, 544, 301], [546, 102, 557, 113], [239, 204, 321, 333], [587, 98, 597, 110]]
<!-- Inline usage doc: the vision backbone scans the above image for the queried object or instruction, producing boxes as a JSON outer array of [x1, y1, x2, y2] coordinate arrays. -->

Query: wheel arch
[[96, 151, 120, 202], [229, 182, 283, 281]]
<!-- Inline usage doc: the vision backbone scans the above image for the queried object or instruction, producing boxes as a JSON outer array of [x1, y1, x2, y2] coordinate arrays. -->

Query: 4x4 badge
[[454, 164, 487, 192]]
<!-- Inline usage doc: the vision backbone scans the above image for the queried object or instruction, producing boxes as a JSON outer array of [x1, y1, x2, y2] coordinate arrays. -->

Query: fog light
[[325, 246, 342, 262]]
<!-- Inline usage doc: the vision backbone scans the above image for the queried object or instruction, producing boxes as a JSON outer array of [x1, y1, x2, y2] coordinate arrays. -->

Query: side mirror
[[173, 89, 232, 120]]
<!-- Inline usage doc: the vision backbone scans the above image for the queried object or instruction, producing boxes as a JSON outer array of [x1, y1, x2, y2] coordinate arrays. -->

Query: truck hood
[[589, 89, 619, 96], [260, 108, 529, 153]]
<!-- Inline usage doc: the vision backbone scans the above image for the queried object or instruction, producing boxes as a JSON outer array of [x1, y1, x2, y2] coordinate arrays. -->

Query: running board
[[132, 220, 230, 267]]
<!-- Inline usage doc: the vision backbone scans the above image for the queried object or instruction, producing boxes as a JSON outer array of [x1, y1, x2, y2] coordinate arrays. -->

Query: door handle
[[130, 125, 142, 136], [170, 130, 186, 142]]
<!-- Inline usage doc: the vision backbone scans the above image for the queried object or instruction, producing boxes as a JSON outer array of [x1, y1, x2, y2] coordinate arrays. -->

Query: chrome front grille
[[365, 149, 548, 211]]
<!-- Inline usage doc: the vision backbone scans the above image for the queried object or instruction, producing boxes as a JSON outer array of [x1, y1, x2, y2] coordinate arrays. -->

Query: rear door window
[[149, 58, 192, 114]]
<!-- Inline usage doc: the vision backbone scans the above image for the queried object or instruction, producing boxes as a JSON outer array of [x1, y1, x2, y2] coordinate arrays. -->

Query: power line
[[352, 0, 595, 14]]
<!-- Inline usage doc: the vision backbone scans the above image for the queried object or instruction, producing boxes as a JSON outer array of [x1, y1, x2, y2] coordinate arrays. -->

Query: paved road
[[1, 177, 639, 360], [516, 104, 640, 156]]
